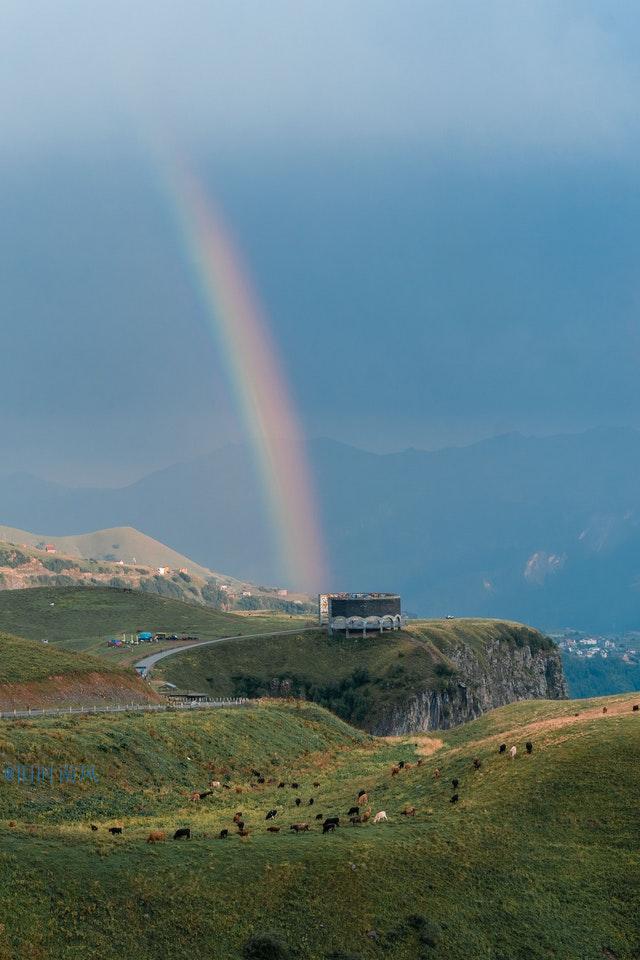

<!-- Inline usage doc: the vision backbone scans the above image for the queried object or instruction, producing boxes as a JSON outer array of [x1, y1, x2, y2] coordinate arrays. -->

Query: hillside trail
[[384, 695, 638, 759]]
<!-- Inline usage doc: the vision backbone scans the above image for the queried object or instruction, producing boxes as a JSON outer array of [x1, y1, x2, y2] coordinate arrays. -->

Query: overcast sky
[[2, 1, 640, 483]]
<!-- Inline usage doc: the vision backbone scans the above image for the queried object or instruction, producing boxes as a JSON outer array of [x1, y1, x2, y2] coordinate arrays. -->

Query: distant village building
[[242, 591, 252, 597], [277, 589, 288, 597], [157, 566, 168, 576], [44, 544, 57, 554], [319, 592, 405, 635]]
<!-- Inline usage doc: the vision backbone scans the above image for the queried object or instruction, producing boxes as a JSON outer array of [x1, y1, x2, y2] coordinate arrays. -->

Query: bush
[[242, 932, 290, 960], [419, 919, 442, 948]]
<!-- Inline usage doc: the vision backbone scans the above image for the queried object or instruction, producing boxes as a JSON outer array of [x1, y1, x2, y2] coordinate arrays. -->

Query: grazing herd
[[87, 702, 640, 845]]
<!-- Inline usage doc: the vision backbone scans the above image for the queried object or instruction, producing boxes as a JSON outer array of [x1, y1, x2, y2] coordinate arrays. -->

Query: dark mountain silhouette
[[3, 427, 640, 630]]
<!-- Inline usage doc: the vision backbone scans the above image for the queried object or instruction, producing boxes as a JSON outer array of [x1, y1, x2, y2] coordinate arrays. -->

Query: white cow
[[509, 746, 517, 759], [372, 811, 388, 824]]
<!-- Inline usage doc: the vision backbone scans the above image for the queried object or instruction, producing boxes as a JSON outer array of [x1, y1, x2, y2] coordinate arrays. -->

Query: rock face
[[370, 637, 567, 736]]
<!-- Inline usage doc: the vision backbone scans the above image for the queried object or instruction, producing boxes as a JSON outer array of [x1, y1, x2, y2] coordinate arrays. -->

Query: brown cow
[[233, 812, 244, 824], [434, 769, 441, 780], [289, 823, 310, 832], [147, 830, 166, 843], [358, 793, 369, 807], [401, 805, 416, 817], [266, 826, 280, 833], [391, 766, 400, 777]]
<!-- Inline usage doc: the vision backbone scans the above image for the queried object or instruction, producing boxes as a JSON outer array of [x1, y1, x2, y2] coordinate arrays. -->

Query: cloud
[[0, 1, 639, 158]]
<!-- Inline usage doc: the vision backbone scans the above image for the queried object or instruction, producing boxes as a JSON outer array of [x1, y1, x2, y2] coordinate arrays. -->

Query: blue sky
[[2, 1, 640, 482]]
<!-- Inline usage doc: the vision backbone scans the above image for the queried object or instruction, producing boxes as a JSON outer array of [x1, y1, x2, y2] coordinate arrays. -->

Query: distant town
[[551, 629, 639, 665]]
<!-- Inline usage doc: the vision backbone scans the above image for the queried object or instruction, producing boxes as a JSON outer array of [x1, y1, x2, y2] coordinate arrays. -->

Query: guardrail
[[0, 698, 252, 721]]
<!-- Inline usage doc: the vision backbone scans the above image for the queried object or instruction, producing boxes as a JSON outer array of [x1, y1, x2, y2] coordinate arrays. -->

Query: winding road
[[134, 626, 318, 678]]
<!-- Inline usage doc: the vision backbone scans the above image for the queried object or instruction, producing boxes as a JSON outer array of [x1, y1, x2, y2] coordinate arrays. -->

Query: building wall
[[329, 595, 401, 618]]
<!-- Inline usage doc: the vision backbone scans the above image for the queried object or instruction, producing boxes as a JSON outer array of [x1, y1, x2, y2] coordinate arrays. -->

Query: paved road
[[134, 626, 318, 678]]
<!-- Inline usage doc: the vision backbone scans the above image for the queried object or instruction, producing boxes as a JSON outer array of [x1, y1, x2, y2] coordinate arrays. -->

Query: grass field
[[155, 618, 559, 728], [0, 587, 309, 663], [0, 694, 637, 959]]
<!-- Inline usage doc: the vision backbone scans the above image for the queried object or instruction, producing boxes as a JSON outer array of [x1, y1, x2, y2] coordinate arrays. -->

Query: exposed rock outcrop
[[370, 636, 567, 735]]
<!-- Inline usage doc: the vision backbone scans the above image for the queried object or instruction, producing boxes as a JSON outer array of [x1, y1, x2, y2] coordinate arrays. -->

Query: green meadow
[[0, 695, 637, 960]]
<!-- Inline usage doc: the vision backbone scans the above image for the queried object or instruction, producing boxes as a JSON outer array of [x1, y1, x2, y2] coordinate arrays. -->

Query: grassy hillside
[[0, 524, 223, 581], [0, 694, 637, 959], [155, 618, 558, 727], [0, 531, 315, 614], [0, 632, 158, 708], [0, 586, 307, 662]]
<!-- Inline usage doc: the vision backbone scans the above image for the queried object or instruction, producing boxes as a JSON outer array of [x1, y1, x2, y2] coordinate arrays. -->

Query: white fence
[[0, 698, 252, 721]]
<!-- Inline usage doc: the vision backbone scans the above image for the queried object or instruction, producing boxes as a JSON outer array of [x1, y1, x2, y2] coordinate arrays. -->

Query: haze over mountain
[[2, 426, 640, 631]]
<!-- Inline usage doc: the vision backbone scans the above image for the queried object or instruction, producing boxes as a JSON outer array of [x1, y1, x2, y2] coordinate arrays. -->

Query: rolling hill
[[0, 632, 159, 709], [0, 694, 637, 959], [154, 618, 567, 733], [0, 586, 309, 662]]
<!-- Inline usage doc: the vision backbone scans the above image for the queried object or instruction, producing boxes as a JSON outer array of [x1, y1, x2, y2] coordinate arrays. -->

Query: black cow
[[265, 810, 278, 821], [251, 769, 261, 778], [452, 778, 459, 790], [295, 798, 302, 807], [323, 821, 337, 834], [236, 821, 245, 831], [525, 742, 533, 754], [324, 816, 340, 827], [633, 705, 639, 712], [308, 798, 314, 806], [257, 777, 265, 784], [173, 828, 191, 840], [315, 813, 324, 820], [90, 824, 98, 831], [291, 782, 299, 789], [278, 782, 286, 788], [347, 806, 359, 816], [473, 758, 482, 770], [218, 829, 229, 839], [499, 744, 507, 754], [398, 761, 406, 769], [450, 794, 459, 804], [108, 827, 122, 835]]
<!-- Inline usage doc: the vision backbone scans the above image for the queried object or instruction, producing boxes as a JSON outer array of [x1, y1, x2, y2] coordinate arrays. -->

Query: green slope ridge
[[0, 694, 637, 960], [0, 586, 307, 661], [155, 618, 561, 728]]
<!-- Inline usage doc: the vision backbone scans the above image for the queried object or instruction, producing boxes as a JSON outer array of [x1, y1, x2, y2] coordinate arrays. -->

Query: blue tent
[[137, 632, 154, 641]]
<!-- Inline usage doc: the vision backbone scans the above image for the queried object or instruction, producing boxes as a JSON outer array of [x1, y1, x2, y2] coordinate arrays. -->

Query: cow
[[218, 829, 229, 839], [210, 781, 222, 789], [173, 828, 191, 840], [233, 812, 244, 824], [509, 746, 517, 759], [349, 816, 362, 825], [357, 793, 368, 807], [291, 782, 299, 789], [361, 809, 371, 822], [147, 831, 165, 843], [602, 707, 608, 715], [633, 705, 639, 712], [401, 805, 416, 817], [198, 790, 213, 800], [108, 827, 122, 835], [90, 824, 98, 831], [236, 821, 245, 831], [295, 798, 302, 807], [308, 798, 314, 806], [347, 806, 360, 816], [251, 769, 261, 778], [278, 782, 286, 789], [257, 777, 265, 785], [357, 790, 367, 798], [266, 826, 280, 833], [525, 742, 533, 754], [452, 778, 459, 790], [372, 811, 388, 824], [398, 761, 406, 769], [315, 813, 324, 820], [322, 821, 337, 834], [313, 781, 320, 788], [265, 810, 278, 821], [391, 766, 400, 777], [473, 758, 482, 770], [450, 794, 459, 804], [324, 817, 340, 827], [237, 828, 250, 837], [434, 769, 441, 780], [499, 744, 507, 754], [290, 823, 310, 833]]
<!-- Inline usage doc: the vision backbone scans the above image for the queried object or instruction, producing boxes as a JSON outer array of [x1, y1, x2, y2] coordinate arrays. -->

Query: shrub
[[242, 932, 290, 960]]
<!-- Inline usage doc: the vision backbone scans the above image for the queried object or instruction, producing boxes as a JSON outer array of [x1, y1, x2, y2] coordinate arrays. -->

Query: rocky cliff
[[369, 633, 567, 735]]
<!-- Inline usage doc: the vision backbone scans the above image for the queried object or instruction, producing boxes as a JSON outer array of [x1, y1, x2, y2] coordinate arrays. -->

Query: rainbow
[[159, 156, 328, 593]]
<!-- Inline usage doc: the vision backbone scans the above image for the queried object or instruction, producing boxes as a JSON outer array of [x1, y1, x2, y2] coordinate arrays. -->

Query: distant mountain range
[[3, 427, 640, 630]]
